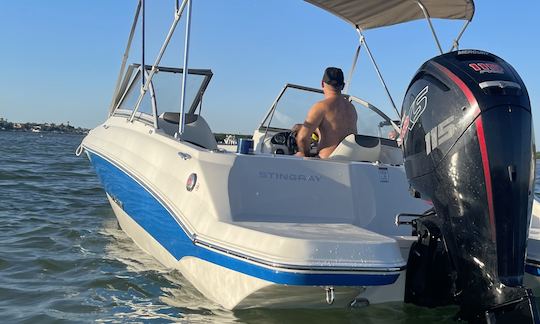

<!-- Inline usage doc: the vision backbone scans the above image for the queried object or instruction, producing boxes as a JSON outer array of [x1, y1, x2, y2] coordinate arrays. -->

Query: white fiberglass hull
[[111, 190, 540, 309], [83, 116, 540, 310], [109, 194, 407, 309], [82, 116, 429, 309]]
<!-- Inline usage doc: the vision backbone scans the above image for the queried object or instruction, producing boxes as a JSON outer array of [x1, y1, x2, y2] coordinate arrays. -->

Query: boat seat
[[157, 112, 218, 150], [328, 134, 402, 164]]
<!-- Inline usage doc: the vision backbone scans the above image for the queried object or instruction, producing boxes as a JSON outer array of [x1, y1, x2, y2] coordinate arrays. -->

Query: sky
[[1, 1, 539, 142]]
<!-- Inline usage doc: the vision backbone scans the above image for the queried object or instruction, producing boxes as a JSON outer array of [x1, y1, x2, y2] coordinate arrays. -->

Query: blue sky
[[1, 1, 539, 142]]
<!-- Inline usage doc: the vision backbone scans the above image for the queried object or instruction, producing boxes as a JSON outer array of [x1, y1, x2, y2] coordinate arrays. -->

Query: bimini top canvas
[[304, 0, 475, 30]]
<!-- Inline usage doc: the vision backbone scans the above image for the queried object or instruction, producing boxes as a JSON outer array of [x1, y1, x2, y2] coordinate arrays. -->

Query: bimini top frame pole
[[413, 0, 471, 54], [128, 0, 189, 124], [177, 0, 192, 137], [343, 0, 474, 119], [343, 41, 362, 95], [450, 19, 472, 52], [355, 28, 400, 119], [415, 0, 443, 55], [109, 0, 142, 116]]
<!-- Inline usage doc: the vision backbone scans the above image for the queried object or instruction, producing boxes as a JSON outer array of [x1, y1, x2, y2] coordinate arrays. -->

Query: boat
[[78, 0, 539, 321]]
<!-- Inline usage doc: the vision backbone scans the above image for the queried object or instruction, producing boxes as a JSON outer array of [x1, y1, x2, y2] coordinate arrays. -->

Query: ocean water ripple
[[0, 131, 537, 323]]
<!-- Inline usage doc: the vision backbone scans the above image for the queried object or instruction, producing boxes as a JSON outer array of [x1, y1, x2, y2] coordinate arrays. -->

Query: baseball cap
[[322, 67, 345, 87]]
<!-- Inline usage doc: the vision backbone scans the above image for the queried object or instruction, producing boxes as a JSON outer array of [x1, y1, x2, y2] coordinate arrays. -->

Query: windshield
[[261, 85, 324, 130], [112, 64, 212, 119], [349, 97, 396, 139], [261, 84, 396, 139]]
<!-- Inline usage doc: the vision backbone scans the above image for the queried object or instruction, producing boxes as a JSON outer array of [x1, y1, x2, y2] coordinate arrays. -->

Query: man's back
[[316, 96, 357, 158], [295, 67, 357, 158]]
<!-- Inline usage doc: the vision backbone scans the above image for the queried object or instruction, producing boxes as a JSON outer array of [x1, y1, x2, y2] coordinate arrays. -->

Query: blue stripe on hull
[[88, 150, 400, 286]]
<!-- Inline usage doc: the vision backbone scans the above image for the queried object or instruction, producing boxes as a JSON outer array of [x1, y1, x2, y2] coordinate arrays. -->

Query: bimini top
[[305, 0, 475, 30]]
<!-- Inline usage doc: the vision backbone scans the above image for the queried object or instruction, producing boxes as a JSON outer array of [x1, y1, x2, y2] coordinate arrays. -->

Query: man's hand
[[295, 151, 305, 157]]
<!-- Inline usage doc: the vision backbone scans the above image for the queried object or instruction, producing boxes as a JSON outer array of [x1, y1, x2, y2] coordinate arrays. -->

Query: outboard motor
[[401, 50, 538, 323]]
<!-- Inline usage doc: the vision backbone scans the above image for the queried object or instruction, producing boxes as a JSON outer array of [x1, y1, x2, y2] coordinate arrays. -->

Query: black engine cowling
[[401, 50, 537, 322]]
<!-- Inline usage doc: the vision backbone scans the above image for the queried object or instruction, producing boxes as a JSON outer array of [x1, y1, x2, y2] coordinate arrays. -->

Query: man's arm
[[296, 104, 324, 157]]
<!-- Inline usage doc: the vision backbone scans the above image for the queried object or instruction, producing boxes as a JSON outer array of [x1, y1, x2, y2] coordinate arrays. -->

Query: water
[[0, 131, 535, 323]]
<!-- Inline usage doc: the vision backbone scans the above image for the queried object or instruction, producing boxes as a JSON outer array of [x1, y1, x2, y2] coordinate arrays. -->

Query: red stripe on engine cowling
[[432, 62, 496, 242], [432, 62, 480, 115], [475, 117, 497, 242]]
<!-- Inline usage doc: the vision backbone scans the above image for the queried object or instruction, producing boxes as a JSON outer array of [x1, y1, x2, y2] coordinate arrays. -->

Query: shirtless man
[[295, 67, 357, 158]]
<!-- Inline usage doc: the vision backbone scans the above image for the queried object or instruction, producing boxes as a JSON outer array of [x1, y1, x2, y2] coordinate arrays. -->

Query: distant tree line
[[0, 118, 88, 134]]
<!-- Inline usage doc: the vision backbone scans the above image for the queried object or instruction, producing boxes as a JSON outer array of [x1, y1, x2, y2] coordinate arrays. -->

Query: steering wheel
[[287, 129, 320, 156], [286, 130, 298, 154]]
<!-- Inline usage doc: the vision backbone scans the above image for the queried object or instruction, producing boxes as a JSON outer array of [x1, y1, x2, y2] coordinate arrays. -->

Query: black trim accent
[[122, 63, 213, 115], [258, 126, 290, 133], [162, 112, 198, 124], [380, 138, 399, 148], [526, 258, 540, 266], [355, 134, 398, 148], [135, 63, 212, 76]]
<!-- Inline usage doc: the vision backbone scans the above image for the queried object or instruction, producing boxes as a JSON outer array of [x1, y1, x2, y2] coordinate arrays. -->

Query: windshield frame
[[111, 64, 213, 125], [258, 83, 398, 134]]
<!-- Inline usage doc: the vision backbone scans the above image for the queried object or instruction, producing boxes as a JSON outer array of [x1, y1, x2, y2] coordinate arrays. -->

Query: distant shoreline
[[5, 125, 536, 157], [0, 119, 89, 134], [0, 129, 88, 135]]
